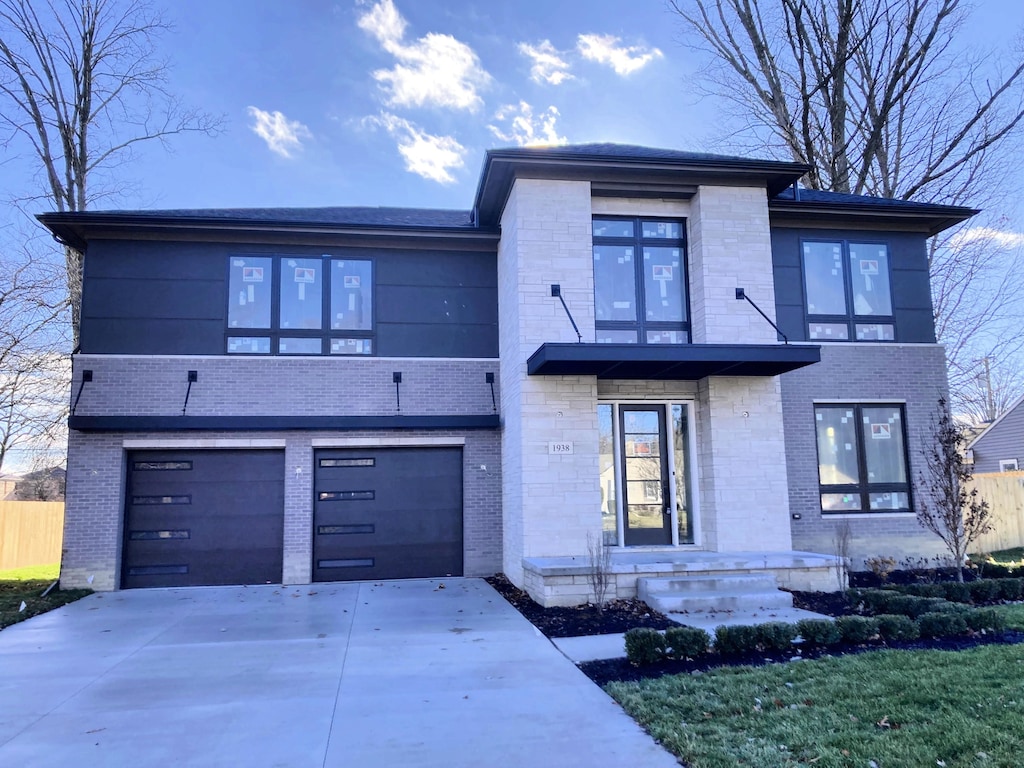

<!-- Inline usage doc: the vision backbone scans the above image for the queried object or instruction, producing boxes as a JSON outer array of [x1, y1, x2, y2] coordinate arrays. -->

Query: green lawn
[[0, 563, 61, 581], [0, 564, 92, 630], [608, 638, 1024, 767], [981, 548, 1024, 568]]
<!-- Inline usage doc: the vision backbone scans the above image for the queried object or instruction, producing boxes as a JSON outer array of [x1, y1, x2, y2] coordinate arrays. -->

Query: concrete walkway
[[0, 579, 678, 768]]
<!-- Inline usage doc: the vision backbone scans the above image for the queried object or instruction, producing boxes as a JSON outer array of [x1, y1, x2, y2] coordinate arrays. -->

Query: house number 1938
[[548, 441, 574, 455]]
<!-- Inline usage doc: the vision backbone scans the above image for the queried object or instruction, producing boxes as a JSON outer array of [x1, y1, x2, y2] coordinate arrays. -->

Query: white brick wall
[[697, 376, 792, 551], [689, 186, 778, 344], [499, 179, 602, 585], [497, 180, 799, 599]]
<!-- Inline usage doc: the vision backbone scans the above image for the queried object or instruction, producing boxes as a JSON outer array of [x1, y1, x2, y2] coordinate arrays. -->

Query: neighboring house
[[39, 144, 976, 603], [968, 394, 1024, 473]]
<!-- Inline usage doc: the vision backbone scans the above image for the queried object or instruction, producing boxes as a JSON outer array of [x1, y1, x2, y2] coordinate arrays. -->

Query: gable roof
[[967, 393, 1024, 450]]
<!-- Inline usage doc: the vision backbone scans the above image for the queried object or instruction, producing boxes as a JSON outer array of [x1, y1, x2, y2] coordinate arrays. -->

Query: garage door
[[122, 450, 284, 588], [313, 448, 463, 582]]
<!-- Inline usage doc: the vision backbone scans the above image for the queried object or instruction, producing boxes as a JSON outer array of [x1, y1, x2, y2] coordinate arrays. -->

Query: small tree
[[916, 397, 992, 582], [586, 531, 613, 614]]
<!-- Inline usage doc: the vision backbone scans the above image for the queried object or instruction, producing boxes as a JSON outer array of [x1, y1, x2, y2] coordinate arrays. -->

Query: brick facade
[[781, 343, 950, 566]]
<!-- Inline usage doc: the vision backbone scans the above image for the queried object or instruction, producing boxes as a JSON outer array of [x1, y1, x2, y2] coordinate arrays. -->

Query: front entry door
[[619, 406, 672, 545]]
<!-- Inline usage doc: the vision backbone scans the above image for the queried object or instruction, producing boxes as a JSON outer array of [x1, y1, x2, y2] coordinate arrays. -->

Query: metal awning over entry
[[527, 342, 820, 380]]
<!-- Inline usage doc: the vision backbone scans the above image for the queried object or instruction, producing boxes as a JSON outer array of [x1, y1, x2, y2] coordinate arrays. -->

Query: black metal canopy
[[527, 342, 820, 380]]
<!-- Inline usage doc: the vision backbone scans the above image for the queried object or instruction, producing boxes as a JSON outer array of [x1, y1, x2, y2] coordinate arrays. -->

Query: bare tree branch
[[0, 0, 222, 338], [670, 0, 1024, 418]]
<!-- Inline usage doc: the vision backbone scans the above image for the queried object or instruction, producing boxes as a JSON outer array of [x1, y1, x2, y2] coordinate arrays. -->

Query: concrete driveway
[[0, 578, 678, 767]]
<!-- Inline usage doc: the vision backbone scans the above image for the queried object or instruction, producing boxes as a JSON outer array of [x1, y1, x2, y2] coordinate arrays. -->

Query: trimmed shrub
[[664, 626, 710, 660], [876, 613, 920, 642], [836, 615, 880, 644], [943, 582, 972, 604], [713, 624, 760, 656], [757, 622, 797, 651], [624, 627, 665, 666], [999, 578, 1024, 601], [964, 608, 1008, 632], [968, 580, 1002, 604], [917, 611, 968, 638], [796, 618, 841, 646], [904, 583, 945, 598]]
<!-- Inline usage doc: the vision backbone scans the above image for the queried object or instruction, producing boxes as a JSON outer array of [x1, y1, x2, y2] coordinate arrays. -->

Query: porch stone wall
[[498, 178, 601, 586]]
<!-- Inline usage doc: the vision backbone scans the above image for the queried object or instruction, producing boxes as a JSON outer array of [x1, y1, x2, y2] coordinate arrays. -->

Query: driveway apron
[[0, 578, 678, 767]]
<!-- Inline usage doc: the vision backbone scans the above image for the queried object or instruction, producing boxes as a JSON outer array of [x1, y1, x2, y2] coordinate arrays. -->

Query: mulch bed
[[485, 574, 675, 637], [485, 575, 1024, 686]]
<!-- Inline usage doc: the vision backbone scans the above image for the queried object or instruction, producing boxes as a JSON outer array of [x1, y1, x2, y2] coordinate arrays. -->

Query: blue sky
[[123, 0, 1023, 215], [7, 0, 1023, 217]]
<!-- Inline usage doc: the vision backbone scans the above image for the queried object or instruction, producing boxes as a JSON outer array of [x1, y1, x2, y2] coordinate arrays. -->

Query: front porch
[[521, 549, 844, 607]]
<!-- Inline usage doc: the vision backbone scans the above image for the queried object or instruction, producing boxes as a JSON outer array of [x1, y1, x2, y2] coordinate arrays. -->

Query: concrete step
[[638, 574, 794, 615], [639, 573, 779, 597]]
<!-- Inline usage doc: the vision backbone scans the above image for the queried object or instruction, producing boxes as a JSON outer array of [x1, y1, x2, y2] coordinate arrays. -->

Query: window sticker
[[652, 265, 673, 281], [871, 423, 892, 439], [860, 259, 879, 276], [344, 275, 361, 288], [294, 267, 315, 283], [242, 267, 263, 282]]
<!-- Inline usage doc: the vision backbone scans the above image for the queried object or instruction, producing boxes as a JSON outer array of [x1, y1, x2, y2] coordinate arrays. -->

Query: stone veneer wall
[[689, 185, 794, 553], [781, 343, 951, 566], [498, 178, 601, 586]]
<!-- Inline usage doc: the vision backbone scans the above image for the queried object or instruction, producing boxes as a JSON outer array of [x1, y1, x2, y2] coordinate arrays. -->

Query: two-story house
[[40, 144, 975, 604]]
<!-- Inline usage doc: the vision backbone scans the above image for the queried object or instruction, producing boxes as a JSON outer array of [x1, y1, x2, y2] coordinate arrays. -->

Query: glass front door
[[600, 402, 696, 547], [619, 406, 672, 545]]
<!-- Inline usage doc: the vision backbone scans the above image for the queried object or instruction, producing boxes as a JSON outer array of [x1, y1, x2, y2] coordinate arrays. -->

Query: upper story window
[[803, 240, 895, 341], [227, 256, 374, 355], [592, 217, 689, 344]]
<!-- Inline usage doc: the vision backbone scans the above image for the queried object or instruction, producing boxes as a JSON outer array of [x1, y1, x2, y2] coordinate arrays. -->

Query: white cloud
[[357, 0, 491, 111], [488, 102, 567, 147], [364, 113, 466, 183], [948, 226, 1024, 251], [246, 107, 312, 158], [577, 33, 663, 76], [518, 40, 573, 85]]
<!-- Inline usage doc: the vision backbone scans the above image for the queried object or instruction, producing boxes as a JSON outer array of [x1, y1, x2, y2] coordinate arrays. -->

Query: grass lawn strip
[[984, 548, 1024, 569], [0, 564, 92, 630], [607, 644, 1024, 767]]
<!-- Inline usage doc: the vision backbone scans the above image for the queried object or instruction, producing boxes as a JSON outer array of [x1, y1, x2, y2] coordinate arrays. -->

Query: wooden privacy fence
[[971, 472, 1024, 554], [0, 501, 64, 571]]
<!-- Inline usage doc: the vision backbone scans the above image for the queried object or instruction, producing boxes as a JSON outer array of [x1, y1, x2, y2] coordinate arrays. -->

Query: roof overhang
[[474, 149, 810, 227], [37, 212, 500, 252], [527, 343, 820, 379], [769, 199, 979, 237]]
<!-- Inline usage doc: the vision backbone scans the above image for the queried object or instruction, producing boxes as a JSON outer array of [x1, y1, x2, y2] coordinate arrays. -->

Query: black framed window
[[803, 240, 895, 341], [227, 255, 374, 355], [593, 217, 689, 344], [815, 403, 911, 513]]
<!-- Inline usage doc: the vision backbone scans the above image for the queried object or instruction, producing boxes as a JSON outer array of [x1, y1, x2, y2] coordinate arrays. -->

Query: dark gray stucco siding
[[971, 400, 1024, 473], [80, 239, 499, 357], [770, 228, 936, 343]]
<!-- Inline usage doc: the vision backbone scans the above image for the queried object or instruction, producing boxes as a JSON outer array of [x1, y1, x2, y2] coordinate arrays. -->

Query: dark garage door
[[122, 450, 285, 588], [313, 448, 463, 582]]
